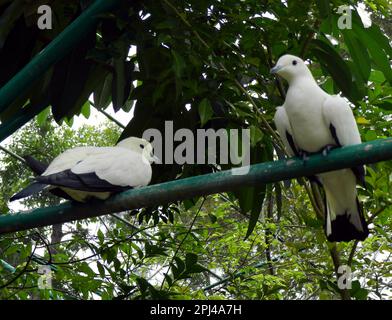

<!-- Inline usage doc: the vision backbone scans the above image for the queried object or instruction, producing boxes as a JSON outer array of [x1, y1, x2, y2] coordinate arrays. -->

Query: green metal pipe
[[0, 0, 121, 140], [0, 259, 16, 273], [0, 104, 44, 142], [0, 138, 391, 235]]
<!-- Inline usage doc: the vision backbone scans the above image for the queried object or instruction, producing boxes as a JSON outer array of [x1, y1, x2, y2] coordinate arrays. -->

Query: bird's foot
[[299, 150, 310, 165], [321, 144, 336, 157]]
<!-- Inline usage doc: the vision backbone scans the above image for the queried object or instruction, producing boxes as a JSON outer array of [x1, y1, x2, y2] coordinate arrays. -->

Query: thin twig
[[160, 197, 206, 289], [0, 145, 26, 163], [89, 100, 125, 129]]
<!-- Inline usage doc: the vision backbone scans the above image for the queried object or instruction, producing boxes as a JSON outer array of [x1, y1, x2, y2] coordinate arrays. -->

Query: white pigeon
[[271, 54, 369, 242], [10, 137, 158, 202]]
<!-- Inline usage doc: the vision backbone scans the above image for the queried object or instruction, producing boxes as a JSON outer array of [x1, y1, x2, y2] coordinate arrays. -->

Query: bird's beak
[[270, 65, 283, 74], [152, 155, 160, 164]]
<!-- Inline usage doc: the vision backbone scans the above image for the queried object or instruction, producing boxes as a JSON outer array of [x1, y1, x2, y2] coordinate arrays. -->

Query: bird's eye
[[292, 60, 298, 66], [140, 144, 145, 149]]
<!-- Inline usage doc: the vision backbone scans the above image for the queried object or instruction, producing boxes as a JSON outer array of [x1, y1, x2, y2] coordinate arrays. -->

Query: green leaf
[[36, 107, 51, 127], [376, 99, 392, 111], [249, 125, 264, 147], [198, 98, 213, 127], [164, 274, 173, 287], [351, 12, 392, 85], [231, 140, 272, 239], [311, 39, 360, 102], [145, 243, 167, 257], [365, 130, 377, 141], [171, 50, 185, 78], [112, 60, 133, 112], [369, 70, 386, 84], [96, 261, 105, 278], [366, 43, 392, 86], [174, 256, 185, 273], [185, 252, 198, 268], [350, 280, 368, 300], [243, 186, 266, 239], [186, 263, 209, 274], [50, 31, 101, 122], [208, 213, 217, 223], [341, 30, 371, 84], [81, 101, 91, 119], [97, 229, 104, 244], [135, 277, 149, 294], [94, 73, 113, 110], [79, 262, 95, 277]]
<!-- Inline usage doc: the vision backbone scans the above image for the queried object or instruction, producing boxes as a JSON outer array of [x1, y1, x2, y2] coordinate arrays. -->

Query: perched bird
[[10, 137, 158, 202], [271, 54, 369, 242]]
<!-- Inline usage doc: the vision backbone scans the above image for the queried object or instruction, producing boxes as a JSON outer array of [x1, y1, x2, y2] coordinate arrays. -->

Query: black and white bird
[[10, 137, 158, 202], [271, 54, 369, 242]]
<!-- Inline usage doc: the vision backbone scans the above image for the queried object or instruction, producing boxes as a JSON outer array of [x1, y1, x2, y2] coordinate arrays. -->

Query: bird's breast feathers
[[284, 85, 334, 153]]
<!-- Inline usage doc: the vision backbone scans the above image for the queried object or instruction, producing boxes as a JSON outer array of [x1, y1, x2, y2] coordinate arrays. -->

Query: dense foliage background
[[0, 0, 391, 299]]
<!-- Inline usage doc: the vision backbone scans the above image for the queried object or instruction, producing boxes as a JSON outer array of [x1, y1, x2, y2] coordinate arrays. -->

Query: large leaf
[[239, 183, 267, 239], [49, 30, 97, 122], [233, 139, 273, 239], [310, 38, 361, 102], [198, 98, 214, 127], [341, 29, 371, 84], [112, 40, 134, 112], [93, 73, 113, 110], [0, 0, 24, 48], [0, 15, 38, 88], [350, 11, 392, 85]]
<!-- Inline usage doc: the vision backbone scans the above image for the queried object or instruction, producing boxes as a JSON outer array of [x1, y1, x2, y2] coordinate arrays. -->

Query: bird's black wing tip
[[36, 170, 131, 193], [9, 182, 47, 202]]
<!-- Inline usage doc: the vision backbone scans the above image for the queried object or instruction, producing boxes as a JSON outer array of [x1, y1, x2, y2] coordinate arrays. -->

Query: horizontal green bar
[[0, 0, 121, 142], [0, 138, 391, 235]]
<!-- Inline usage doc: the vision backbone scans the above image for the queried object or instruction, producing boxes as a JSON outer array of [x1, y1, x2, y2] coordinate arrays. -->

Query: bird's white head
[[117, 137, 159, 164], [270, 54, 312, 83]]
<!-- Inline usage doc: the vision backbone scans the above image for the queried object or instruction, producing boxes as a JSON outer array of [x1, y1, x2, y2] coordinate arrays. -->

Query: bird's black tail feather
[[325, 198, 369, 242], [15, 156, 75, 201], [10, 182, 48, 202]]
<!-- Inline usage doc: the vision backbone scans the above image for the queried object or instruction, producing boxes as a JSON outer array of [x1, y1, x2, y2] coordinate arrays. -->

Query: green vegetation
[[0, 0, 391, 300]]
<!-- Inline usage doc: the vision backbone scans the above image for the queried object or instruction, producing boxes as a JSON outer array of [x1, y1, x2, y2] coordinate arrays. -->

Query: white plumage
[[271, 54, 369, 242], [11, 137, 158, 202]]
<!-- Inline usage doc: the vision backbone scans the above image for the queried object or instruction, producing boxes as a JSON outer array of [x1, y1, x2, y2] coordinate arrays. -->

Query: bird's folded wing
[[71, 148, 152, 187], [322, 95, 365, 184], [274, 106, 298, 156], [36, 170, 131, 192], [322, 96, 361, 146], [43, 146, 113, 176], [39, 147, 152, 191]]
